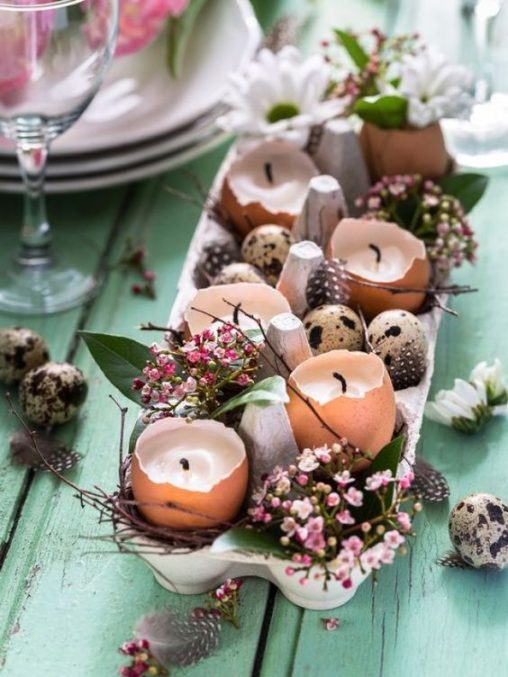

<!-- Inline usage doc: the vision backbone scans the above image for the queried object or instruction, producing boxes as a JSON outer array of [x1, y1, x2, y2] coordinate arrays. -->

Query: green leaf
[[354, 95, 408, 130], [166, 0, 208, 78], [80, 332, 153, 405], [355, 435, 406, 522], [334, 29, 369, 70], [211, 375, 289, 419], [129, 415, 148, 454], [210, 527, 287, 557], [438, 172, 489, 213]]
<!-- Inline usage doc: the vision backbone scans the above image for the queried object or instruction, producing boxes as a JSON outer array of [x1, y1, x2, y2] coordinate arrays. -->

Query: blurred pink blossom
[[116, 0, 190, 57]]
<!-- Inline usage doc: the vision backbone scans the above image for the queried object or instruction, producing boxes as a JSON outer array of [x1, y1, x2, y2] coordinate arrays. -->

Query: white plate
[[0, 106, 224, 178], [0, 130, 229, 194], [0, 0, 259, 158]]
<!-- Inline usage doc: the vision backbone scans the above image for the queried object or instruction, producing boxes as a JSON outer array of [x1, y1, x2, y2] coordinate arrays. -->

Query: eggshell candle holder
[[221, 140, 319, 236], [286, 350, 396, 470], [135, 128, 448, 609], [132, 418, 248, 530], [328, 218, 431, 319]]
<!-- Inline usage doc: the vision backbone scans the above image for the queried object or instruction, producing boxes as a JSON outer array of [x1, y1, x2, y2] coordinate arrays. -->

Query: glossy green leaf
[[355, 435, 406, 522], [129, 415, 148, 454], [211, 375, 288, 419], [353, 95, 408, 129], [439, 172, 489, 213], [80, 331, 153, 405], [166, 0, 208, 78], [334, 29, 369, 69], [210, 527, 287, 557]]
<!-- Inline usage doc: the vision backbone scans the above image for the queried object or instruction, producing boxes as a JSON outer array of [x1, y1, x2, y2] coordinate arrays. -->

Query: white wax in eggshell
[[229, 141, 318, 214], [139, 426, 244, 492], [330, 218, 427, 283], [293, 351, 385, 404], [346, 244, 410, 282]]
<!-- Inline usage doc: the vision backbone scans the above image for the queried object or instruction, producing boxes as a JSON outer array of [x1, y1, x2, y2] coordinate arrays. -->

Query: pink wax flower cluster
[[132, 324, 261, 422], [249, 443, 418, 589], [197, 577, 244, 628], [356, 174, 478, 273], [116, 0, 190, 57], [119, 638, 167, 676]]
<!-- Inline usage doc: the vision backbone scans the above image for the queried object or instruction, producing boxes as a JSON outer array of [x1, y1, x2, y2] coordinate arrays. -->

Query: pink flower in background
[[116, 0, 190, 57]]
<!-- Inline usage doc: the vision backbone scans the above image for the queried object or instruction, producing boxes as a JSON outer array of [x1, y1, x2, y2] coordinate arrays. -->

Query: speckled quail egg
[[198, 241, 241, 280], [0, 327, 49, 384], [303, 305, 364, 355], [213, 262, 267, 286], [449, 493, 508, 570], [367, 309, 428, 390], [19, 362, 88, 427], [241, 224, 294, 285]]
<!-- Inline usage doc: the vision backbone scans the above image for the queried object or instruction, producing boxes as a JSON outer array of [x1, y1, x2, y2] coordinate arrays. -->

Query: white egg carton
[[136, 121, 446, 609]]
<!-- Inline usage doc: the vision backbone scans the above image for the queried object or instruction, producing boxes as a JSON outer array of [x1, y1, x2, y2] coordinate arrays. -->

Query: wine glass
[[0, 0, 118, 314]]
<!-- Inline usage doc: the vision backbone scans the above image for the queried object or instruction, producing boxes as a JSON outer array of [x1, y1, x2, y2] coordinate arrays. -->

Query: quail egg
[[241, 224, 294, 285], [19, 362, 88, 427], [0, 327, 49, 384], [303, 305, 364, 355], [368, 309, 428, 390], [449, 493, 508, 570], [213, 262, 267, 286]]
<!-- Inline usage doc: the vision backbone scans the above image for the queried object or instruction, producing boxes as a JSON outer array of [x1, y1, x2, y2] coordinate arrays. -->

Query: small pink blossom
[[344, 487, 363, 507], [281, 517, 297, 537], [336, 510, 355, 525], [334, 470, 355, 488], [326, 492, 340, 507], [307, 516, 324, 533], [397, 511, 411, 531], [304, 531, 326, 552], [398, 471, 414, 490], [342, 536, 363, 556], [291, 498, 314, 520], [384, 530, 405, 549], [365, 470, 393, 491]]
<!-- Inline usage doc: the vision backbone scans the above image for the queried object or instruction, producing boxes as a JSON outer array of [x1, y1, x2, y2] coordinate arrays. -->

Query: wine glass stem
[[16, 143, 53, 268]]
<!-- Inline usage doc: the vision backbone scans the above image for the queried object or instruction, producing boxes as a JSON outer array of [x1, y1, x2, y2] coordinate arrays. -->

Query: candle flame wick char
[[179, 458, 190, 472], [368, 243, 382, 266], [332, 371, 348, 394], [264, 162, 274, 185]]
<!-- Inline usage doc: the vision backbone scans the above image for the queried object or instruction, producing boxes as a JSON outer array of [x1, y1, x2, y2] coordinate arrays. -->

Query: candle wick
[[368, 243, 382, 265], [179, 458, 190, 471], [264, 162, 274, 184], [232, 302, 242, 325], [332, 372, 347, 394]]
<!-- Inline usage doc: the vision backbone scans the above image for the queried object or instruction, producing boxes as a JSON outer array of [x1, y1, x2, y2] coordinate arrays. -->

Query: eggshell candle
[[328, 218, 431, 318], [286, 350, 396, 470], [221, 140, 319, 236], [185, 282, 291, 335], [131, 418, 248, 530]]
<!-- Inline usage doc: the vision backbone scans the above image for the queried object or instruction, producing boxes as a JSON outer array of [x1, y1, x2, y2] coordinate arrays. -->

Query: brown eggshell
[[221, 140, 319, 237], [328, 218, 431, 319], [359, 122, 451, 182], [131, 418, 248, 530], [286, 350, 396, 470]]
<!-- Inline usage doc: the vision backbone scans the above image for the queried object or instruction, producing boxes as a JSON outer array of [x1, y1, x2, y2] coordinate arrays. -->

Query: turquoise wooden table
[[1, 1, 508, 675]]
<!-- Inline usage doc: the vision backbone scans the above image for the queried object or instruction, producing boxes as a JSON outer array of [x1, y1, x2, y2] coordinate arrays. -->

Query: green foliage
[[211, 375, 289, 418], [166, 0, 208, 78], [211, 527, 287, 557], [439, 173, 489, 213], [334, 29, 369, 69], [353, 95, 408, 129], [80, 332, 152, 405]]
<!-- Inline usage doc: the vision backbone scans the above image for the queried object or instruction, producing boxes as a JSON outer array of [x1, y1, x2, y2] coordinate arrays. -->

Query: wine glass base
[[0, 231, 103, 316]]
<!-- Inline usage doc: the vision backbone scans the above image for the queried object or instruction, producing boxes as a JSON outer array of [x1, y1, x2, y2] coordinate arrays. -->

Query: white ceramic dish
[[0, 130, 228, 194], [0, 0, 260, 158]]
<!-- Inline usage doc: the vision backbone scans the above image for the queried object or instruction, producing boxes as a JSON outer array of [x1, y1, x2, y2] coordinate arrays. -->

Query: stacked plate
[[0, 0, 261, 194]]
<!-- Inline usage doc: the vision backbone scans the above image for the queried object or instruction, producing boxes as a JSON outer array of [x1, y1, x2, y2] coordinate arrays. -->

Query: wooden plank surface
[[1, 1, 507, 676]]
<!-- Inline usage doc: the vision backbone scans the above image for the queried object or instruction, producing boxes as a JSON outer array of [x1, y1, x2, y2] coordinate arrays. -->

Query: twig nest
[[198, 241, 241, 280], [19, 362, 88, 427], [0, 327, 49, 384], [213, 262, 267, 286], [303, 305, 364, 355], [306, 259, 350, 309], [449, 493, 508, 570], [367, 310, 428, 390], [328, 218, 431, 319], [221, 140, 319, 236], [286, 350, 396, 470], [241, 224, 294, 285]]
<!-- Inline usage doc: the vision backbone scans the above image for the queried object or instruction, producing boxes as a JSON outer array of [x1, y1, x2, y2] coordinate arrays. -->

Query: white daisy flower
[[399, 48, 473, 128], [218, 46, 344, 148], [470, 358, 508, 410], [424, 378, 492, 434]]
